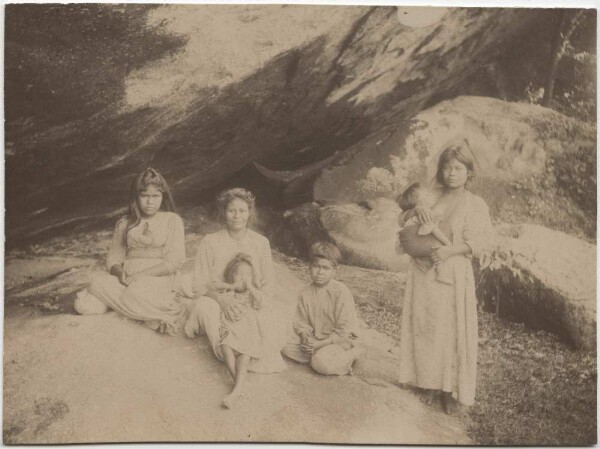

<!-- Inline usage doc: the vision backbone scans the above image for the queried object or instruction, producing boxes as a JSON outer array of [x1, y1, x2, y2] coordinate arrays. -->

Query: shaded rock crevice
[[6, 7, 566, 249]]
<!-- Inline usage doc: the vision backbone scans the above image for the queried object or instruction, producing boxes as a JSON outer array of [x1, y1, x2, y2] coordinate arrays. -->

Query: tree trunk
[[542, 10, 585, 107], [542, 12, 567, 106]]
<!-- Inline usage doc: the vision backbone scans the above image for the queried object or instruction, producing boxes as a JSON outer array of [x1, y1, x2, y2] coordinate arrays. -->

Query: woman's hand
[[431, 246, 454, 263], [415, 206, 435, 224], [117, 270, 130, 286], [223, 303, 245, 322], [209, 281, 234, 292], [211, 292, 243, 321]]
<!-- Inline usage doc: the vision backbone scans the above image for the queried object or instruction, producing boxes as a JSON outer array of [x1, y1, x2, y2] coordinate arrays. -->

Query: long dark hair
[[435, 145, 475, 187], [126, 168, 175, 232]]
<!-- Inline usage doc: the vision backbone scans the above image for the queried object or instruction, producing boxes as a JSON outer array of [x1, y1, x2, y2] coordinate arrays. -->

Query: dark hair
[[223, 253, 255, 284], [309, 241, 342, 266], [435, 145, 475, 187], [397, 182, 422, 211], [216, 187, 257, 227], [126, 167, 175, 232]]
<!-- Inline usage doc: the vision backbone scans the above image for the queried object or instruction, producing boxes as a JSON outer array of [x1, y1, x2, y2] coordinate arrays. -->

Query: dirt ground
[[3, 238, 468, 444]]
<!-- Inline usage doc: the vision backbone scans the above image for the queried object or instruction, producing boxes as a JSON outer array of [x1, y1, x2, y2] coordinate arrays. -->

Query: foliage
[[469, 313, 596, 445], [551, 143, 597, 214], [523, 9, 596, 123]]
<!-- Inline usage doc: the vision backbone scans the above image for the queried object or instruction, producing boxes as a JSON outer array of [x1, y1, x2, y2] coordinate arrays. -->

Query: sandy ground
[[4, 249, 469, 444]]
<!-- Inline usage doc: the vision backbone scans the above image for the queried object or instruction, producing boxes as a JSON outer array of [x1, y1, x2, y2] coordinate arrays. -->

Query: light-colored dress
[[219, 290, 263, 358], [185, 228, 286, 373], [78, 211, 187, 335], [283, 279, 359, 375], [398, 190, 493, 406]]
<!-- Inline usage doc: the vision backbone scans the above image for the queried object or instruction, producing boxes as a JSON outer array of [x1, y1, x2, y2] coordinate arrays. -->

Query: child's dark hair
[[309, 241, 342, 266], [223, 253, 255, 284], [396, 182, 422, 211]]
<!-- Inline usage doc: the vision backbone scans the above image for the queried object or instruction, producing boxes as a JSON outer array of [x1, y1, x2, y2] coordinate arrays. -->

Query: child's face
[[309, 258, 336, 287], [138, 185, 163, 218], [232, 263, 253, 291], [441, 158, 470, 189]]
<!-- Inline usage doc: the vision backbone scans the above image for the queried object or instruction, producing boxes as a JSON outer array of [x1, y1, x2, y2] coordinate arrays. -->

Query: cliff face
[[5, 5, 555, 245]]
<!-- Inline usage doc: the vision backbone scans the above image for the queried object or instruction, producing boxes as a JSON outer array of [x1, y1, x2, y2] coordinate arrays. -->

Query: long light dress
[[219, 290, 263, 359], [185, 229, 286, 373], [398, 190, 493, 406], [78, 211, 187, 335]]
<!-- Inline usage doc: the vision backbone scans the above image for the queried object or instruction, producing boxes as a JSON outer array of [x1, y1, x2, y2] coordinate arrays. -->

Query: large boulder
[[314, 96, 596, 246], [6, 6, 550, 246], [320, 198, 409, 271], [303, 97, 595, 275], [478, 224, 596, 350]]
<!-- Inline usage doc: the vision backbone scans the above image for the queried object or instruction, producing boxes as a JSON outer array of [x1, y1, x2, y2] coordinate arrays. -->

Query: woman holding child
[[184, 187, 287, 405], [397, 145, 493, 414]]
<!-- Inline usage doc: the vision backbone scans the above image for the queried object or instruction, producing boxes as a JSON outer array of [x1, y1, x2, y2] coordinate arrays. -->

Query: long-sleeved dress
[[283, 279, 360, 375], [398, 190, 494, 406], [184, 228, 286, 373], [78, 211, 187, 335], [219, 290, 263, 359]]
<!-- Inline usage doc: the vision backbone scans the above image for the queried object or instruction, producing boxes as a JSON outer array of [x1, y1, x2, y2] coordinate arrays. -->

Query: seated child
[[396, 182, 453, 285], [283, 242, 366, 376], [217, 253, 266, 408]]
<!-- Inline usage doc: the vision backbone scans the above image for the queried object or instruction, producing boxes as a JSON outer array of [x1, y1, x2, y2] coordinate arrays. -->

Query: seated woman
[[75, 168, 187, 335], [184, 187, 286, 373]]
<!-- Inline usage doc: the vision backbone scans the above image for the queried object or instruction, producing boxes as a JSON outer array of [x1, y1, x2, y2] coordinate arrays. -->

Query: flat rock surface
[[4, 256, 468, 444]]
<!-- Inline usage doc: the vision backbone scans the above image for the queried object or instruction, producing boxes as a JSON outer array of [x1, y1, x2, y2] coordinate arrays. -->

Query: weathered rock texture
[[5, 6, 554, 245], [478, 224, 596, 350], [314, 96, 596, 239]]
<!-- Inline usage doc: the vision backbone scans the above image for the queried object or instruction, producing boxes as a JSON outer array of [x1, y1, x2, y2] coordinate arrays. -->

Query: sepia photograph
[[3, 2, 597, 445]]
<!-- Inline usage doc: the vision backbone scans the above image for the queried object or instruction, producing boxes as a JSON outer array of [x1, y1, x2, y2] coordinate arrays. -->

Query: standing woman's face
[[441, 158, 470, 189], [225, 198, 250, 231], [138, 185, 163, 218]]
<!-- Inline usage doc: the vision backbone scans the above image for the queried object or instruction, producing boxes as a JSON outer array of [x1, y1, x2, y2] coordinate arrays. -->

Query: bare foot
[[183, 319, 196, 338], [349, 345, 367, 376], [420, 389, 436, 406], [222, 391, 242, 409], [442, 392, 458, 415]]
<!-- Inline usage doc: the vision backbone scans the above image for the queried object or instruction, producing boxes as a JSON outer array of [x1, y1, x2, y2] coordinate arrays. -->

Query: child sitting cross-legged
[[283, 242, 366, 376]]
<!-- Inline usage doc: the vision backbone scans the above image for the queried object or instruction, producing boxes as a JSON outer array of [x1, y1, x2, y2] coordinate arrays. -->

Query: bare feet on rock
[[420, 389, 437, 406], [442, 392, 458, 415]]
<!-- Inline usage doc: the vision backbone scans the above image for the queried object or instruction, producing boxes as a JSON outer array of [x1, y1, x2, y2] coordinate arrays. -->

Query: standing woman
[[398, 146, 494, 414], [75, 168, 187, 335], [184, 187, 286, 374]]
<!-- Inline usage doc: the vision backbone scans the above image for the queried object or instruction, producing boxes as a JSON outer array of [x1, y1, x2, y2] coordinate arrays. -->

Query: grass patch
[[470, 313, 596, 445]]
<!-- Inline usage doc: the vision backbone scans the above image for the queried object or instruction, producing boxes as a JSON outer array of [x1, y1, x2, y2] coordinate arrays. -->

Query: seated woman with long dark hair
[[75, 168, 187, 335]]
